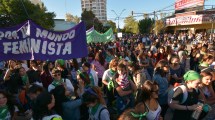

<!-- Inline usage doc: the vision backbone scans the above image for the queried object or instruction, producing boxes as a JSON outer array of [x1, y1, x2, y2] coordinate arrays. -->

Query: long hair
[[154, 59, 169, 77], [136, 80, 158, 104], [0, 90, 15, 118], [79, 72, 91, 85], [32, 91, 53, 120], [119, 103, 147, 120], [94, 51, 105, 66], [70, 59, 79, 71], [82, 86, 106, 106], [51, 85, 69, 116]]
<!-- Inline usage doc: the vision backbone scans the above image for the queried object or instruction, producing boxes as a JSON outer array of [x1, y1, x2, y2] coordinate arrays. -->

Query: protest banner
[[0, 20, 88, 60], [86, 28, 114, 43]]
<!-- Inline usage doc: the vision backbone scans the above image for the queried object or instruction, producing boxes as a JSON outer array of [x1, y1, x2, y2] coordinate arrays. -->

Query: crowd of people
[[0, 32, 215, 120]]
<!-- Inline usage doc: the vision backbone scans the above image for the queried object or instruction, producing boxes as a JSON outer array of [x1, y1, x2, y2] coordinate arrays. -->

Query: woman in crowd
[[27, 84, 44, 100], [199, 54, 214, 71], [82, 62, 98, 86], [199, 71, 215, 104], [52, 84, 84, 120], [69, 59, 79, 87], [18, 67, 30, 87], [118, 103, 148, 120], [190, 44, 202, 72], [169, 55, 185, 85], [48, 68, 74, 94], [136, 80, 162, 120], [146, 50, 156, 78], [128, 62, 146, 90], [137, 52, 151, 80], [113, 63, 137, 114], [55, 59, 69, 79], [82, 86, 110, 120], [155, 46, 167, 65], [0, 90, 18, 120], [153, 59, 170, 118], [177, 44, 187, 69], [77, 71, 91, 89], [40, 61, 54, 89], [102, 58, 118, 107], [4, 60, 23, 95], [27, 60, 42, 85], [91, 51, 106, 87], [169, 70, 204, 120], [32, 91, 62, 120]]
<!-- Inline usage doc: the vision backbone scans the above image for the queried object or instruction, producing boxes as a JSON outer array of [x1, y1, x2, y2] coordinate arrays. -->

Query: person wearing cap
[[169, 70, 204, 120]]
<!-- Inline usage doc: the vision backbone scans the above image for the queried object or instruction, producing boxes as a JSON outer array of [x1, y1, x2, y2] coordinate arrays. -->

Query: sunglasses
[[53, 73, 61, 77]]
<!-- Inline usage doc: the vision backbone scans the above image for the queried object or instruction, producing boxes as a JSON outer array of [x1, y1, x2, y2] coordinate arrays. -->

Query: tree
[[81, 10, 103, 32], [123, 15, 139, 33], [65, 13, 80, 24], [138, 18, 154, 34], [106, 20, 116, 32], [0, 0, 55, 29], [154, 20, 166, 35]]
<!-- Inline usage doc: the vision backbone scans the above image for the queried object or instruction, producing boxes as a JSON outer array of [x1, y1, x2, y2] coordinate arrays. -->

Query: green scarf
[[89, 73, 95, 86], [199, 62, 209, 67], [130, 111, 148, 120], [0, 105, 9, 119], [91, 103, 100, 115], [21, 75, 28, 85], [52, 79, 64, 87]]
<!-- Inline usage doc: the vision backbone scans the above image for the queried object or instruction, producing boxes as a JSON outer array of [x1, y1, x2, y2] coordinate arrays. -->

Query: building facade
[[165, 0, 215, 34], [81, 0, 107, 23]]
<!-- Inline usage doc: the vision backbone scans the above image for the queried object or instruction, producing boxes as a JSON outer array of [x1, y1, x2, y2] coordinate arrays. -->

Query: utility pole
[[111, 9, 126, 33]]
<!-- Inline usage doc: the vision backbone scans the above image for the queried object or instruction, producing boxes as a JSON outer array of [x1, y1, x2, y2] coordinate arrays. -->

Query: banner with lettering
[[0, 20, 88, 60], [175, 0, 204, 10], [87, 28, 114, 43]]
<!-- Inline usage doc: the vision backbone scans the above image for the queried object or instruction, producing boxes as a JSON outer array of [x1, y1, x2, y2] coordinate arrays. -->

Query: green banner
[[87, 28, 114, 43]]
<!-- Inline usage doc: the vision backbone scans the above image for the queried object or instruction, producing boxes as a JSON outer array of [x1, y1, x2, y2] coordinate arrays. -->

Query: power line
[[20, 0, 30, 18]]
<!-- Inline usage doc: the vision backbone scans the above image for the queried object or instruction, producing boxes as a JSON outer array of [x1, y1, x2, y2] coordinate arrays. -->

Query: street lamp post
[[111, 9, 126, 33]]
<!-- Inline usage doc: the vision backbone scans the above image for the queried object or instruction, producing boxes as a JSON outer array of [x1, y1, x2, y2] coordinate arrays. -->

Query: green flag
[[87, 28, 114, 43]]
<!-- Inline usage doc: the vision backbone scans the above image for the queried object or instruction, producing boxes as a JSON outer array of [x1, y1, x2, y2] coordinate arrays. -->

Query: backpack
[[165, 85, 188, 120], [98, 107, 108, 120], [167, 85, 188, 104]]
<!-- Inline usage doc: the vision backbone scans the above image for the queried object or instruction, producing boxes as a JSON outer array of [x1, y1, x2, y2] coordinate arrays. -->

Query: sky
[[42, 0, 215, 28]]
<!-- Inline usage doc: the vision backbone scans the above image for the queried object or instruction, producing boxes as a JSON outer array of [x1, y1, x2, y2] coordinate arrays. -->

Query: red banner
[[175, 0, 204, 10], [166, 15, 212, 26]]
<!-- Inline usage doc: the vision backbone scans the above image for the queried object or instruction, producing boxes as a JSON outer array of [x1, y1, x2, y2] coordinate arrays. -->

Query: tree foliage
[[123, 15, 139, 33], [106, 20, 116, 32], [154, 20, 166, 35], [138, 18, 154, 34], [0, 0, 55, 29], [81, 10, 103, 32], [65, 13, 80, 24]]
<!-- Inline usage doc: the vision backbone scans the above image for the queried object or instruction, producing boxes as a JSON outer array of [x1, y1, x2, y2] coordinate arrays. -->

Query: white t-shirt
[[48, 79, 74, 93]]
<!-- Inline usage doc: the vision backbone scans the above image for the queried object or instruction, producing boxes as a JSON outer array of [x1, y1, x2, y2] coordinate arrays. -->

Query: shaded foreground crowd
[[0, 33, 215, 120]]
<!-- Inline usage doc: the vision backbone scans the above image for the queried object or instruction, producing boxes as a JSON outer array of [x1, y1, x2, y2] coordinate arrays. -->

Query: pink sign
[[166, 15, 211, 26], [175, 0, 204, 10]]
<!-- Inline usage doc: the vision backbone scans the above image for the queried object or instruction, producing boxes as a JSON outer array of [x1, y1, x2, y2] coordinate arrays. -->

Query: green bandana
[[52, 79, 64, 87], [91, 103, 100, 115], [56, 59, 65, 66], [0, 105, 9, 120], [130, 111, 148, 120], [110, 69, 116, 76], [183, 70, 200, 81]]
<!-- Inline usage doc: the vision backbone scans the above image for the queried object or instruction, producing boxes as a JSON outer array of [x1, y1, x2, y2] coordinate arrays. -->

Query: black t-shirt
[[172, 87, 200, 120]]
